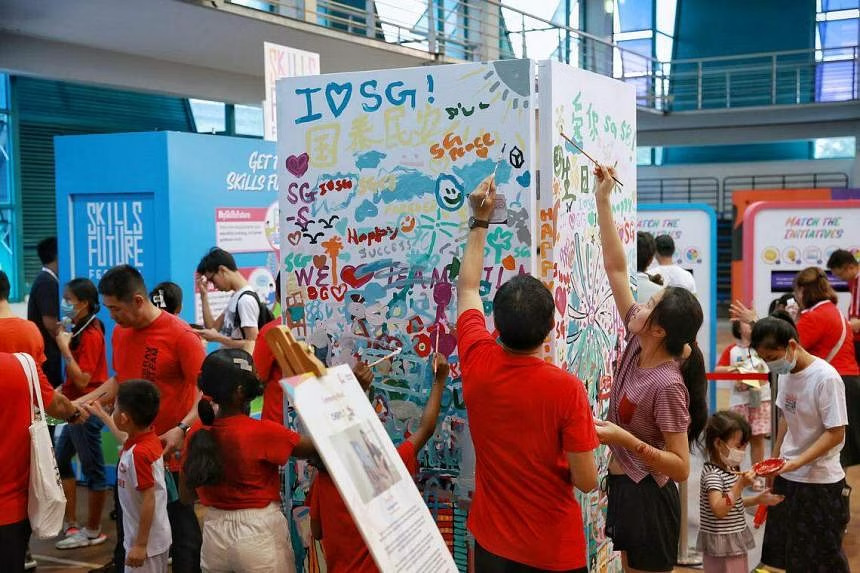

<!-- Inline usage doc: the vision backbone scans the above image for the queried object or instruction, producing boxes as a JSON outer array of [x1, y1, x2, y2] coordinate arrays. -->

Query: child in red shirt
[[182, 349, 315, 572], [54, 278, 111, 549], [308, 353, 449, 573]]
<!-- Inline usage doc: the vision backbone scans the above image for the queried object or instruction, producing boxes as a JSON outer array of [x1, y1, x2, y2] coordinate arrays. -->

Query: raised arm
[[457, 176, 496, 318], [407, 353, 449, 452], [595, 165, 634, 319]]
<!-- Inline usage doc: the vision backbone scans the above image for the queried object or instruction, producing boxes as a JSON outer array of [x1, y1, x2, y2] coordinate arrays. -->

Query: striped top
[[607, 304, 690, 486], [698, 463, 748, 534]]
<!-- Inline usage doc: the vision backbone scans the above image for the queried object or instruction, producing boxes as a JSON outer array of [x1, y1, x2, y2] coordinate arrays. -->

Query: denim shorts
[[55, 416, 108, 491]]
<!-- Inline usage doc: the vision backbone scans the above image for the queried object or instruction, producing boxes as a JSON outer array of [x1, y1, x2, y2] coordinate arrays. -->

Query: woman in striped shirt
[[594, 165, 709, 573]]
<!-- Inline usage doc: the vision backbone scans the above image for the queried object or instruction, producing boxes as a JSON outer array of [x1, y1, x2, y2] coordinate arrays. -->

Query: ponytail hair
[[183, 349, 262, 490], [680, 342, 708, 446], [647, 286, 708, 445]]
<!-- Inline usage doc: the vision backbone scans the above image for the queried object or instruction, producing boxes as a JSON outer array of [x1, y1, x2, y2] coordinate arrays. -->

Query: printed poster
[[281, 365, 458, 572]]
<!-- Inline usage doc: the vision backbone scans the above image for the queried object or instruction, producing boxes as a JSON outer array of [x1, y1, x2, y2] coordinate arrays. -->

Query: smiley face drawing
[[434, 174, 465, 212]]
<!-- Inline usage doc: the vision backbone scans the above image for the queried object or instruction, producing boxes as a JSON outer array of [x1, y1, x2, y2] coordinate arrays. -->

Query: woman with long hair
[[594, 165, 708, 573]]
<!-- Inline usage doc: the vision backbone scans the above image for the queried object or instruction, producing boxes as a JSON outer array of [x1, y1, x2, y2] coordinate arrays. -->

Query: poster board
[[264, 42, 320, 142], [277, 59, 537, 571], [281, 365, 458, 572], [638, 204, 717, 370], [743, 200, 860, 319], [538, 59, 635, 573]]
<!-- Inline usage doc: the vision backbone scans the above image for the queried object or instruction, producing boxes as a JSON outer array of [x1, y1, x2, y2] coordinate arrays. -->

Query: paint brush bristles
[[559, 131, 623, 187]]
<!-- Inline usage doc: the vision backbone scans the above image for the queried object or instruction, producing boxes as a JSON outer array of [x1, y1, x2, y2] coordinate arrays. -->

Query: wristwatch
[[177, 421, 191, 434], [468, 216, 489, 230]]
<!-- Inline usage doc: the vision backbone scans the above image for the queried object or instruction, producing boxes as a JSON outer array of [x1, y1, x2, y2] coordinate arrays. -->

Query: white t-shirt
[[776, 357, 848, 484], [652, 264, 697, 294], [724, 344, 770, 407], [117, 433, 172, 556], [635, 272, 663, 304], [220, 286, 260, 340]]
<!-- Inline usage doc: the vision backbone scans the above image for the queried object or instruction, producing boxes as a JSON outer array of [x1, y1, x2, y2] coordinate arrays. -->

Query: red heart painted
[[330, 284, 348, 301], [502, 255, 516, 271], [313, 255, 326, 269], [554, 286, 566, 316], [341, 265, 373, 289], [287, 231, 302, 246], [286, 153, 309, 178]]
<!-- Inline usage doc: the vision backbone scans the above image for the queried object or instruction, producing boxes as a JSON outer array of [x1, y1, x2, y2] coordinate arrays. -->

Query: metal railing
[[721, 171, 851, 214], [638, 177, 720, 209], [226, 0, 859, 112]]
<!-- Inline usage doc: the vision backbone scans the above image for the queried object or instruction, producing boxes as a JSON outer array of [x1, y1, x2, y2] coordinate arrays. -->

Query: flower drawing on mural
[[565, 233, 617, 384]]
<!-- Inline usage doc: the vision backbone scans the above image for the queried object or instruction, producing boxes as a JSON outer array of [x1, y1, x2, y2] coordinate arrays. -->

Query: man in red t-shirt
[[828, 249, 860, 365], [74, 265, 205, 573], [456, 177, 598, 572], [0, 352, 76, 567]]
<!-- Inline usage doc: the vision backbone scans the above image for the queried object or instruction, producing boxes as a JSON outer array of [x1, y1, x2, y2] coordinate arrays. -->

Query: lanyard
[[41, 267, 58, 283]]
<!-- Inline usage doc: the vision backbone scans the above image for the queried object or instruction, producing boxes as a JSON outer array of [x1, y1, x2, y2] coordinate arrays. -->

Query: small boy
[[308, 354, 449, 573], [114, 380, 172, 572]]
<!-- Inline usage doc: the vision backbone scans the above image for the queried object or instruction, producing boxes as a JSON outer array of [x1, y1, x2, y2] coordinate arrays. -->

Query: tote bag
[[14, 353, 66, 538]]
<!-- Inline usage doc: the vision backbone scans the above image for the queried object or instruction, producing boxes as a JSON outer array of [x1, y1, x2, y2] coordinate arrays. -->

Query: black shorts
[[473, 541, 587, 573], [605, 473, 679, 572], [761, 476, 850, 573]]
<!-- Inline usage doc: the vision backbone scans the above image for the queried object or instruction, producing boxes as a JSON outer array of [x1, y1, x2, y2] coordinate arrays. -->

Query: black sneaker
[[88, 561, 117, 573]]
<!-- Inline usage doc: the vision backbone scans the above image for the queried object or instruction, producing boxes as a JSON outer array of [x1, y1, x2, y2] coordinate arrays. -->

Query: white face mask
[[721, 441, 746, 467], [766, 347, 797, 375]]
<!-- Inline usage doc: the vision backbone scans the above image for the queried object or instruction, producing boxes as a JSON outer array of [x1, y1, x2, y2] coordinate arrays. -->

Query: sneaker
[[88, 561, 116, 573], [62, 522, 80, 537], [56, 528, 107, 549], [24, 551, 37, 570]]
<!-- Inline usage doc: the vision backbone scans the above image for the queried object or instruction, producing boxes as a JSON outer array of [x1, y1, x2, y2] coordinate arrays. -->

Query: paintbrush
[[481, 143, 507, 207], [433, 327, 441, 375], [559, 132, 623, 187], [367, 347, 402, 368]]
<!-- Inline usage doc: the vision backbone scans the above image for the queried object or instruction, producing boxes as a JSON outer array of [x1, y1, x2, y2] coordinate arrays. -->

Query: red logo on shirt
[[619, 394, 636, 424]]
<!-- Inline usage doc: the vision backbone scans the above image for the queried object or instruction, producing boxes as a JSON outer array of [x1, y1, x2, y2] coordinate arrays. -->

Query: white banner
[[263, 42, 320, 141]]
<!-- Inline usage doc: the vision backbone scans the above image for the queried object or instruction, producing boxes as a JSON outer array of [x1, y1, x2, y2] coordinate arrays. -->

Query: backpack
[[237, 289, 276, 338]]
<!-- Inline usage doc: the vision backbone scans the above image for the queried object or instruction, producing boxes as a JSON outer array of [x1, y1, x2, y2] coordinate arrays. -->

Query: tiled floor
[[28, 319, 860, 572]]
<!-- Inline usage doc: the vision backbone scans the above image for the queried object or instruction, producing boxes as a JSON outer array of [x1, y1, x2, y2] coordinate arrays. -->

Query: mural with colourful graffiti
[[276, 59, 637, 572], [539, 60, 637, 573], [277, 59, 537, 571]]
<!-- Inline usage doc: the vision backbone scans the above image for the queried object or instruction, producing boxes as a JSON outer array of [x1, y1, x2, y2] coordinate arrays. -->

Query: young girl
[[593, 165, 709, 573], [715, 320, 770, 489], [698, 411, 783, 573], [751, 316, 850, 572], [149, 281, 184, 315], [53, 278, 110, 549], [309, 353, 449, 572], [182, 349, 314, 572]]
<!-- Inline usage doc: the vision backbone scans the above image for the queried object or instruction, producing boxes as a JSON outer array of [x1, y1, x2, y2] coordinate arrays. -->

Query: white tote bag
[[14, 353, 66, 538]]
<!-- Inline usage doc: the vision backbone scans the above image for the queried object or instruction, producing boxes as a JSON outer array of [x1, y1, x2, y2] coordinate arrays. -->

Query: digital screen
[[769, 270, 849, 293]]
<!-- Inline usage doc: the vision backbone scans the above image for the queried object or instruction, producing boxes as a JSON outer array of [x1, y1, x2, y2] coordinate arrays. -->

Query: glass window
[[235, 104, 264, 138], [0, 114, 10, 205], [618, 0, 653, 32], [816, 60, 858, 101], [189, 99, 226, 134], [618, 38, 653, 75], [813, 136, 856, 158], [818, 18, 859, 57], [0, 73, 7, 111], [655, 0, 677, 35], [636, 146, 653, 165], [823, 0, 859, 10]]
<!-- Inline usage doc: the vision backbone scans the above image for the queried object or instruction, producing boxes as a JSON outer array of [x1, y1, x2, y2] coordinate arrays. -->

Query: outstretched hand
[[729, 300, 757, 324], [468, 176, 496, 221], [593, 165, 617, 202]]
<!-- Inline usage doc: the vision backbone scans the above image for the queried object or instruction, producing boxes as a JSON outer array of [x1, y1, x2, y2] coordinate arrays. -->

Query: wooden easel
[[264, 325, 327, 378]]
